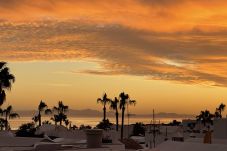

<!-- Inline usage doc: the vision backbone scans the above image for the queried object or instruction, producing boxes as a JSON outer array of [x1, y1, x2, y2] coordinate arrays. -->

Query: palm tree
[[0, 105, 19, 130], [119, 92, 136, 140], [32, 115, 39, 126], [218, 103, 226, 118], [214, 108, 221, 118], [51, 115, 60, 125], [0, 118, 5, 130], [64, 119, 70, 129], [52, 101, 69, 126], [37, 100, 52, 126], [196, 110, 214, 126], [97, 93, 111, 121], [110, 97, 119, 131], [0, 62, 15, 106]]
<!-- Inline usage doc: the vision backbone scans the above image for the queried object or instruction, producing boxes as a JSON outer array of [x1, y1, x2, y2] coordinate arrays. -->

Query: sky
[[0, 0, 227, 115]]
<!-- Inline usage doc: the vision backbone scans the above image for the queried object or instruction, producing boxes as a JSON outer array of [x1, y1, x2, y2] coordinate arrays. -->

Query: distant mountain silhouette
[[16, 109, 194, 118]]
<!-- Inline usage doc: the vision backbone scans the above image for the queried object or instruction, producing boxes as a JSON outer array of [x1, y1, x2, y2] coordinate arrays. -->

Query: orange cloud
[[1, 1, 227, 87], [1, 0, 227, 32], [0, 49, 91, 61]]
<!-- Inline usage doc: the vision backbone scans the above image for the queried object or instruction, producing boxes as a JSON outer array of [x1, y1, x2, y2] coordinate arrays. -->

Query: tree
[[168, 120, 181, 126], [0, 105, 19, 130], [196, 110, 214, 126], [42, 120, 52, 125], [217, 103, 226, 118], [16, 122, 37, 137], [110, 97, 119, 131], [119, 92, 136, 140], [0, 62, 15, 106], [214, 108, 221, 118], [133, 122, 145, 136], [97, 93, 111, 121], [51, 115, 60, 125], [79, 124, 92, 130], [64, 119, 70, 128], [32, 115, 39, 126], [37, 100, 52, 126], [0, 118, 5, 130], [52, 101, 69, 126], [96, 119, 113, 130]]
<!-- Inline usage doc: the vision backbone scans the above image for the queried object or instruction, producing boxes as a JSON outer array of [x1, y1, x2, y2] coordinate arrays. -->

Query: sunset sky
[[1, 0, 227, 115]]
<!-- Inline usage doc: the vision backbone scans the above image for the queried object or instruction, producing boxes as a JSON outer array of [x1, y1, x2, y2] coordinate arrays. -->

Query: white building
[[213, 118, 227, 139]]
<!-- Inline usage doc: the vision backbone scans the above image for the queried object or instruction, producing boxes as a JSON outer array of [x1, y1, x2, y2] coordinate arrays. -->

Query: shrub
[[70, 124, 78, 130], [16, 122, 42, 137], [79, 124, 92, 130], [96, 119, 113, 130], [42, 120, 52, 125], [168, 120, 181, 126], [132, 122, 145, 136]]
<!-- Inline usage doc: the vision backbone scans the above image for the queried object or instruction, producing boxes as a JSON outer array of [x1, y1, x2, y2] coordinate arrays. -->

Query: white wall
[[213, 118, 227, 139]]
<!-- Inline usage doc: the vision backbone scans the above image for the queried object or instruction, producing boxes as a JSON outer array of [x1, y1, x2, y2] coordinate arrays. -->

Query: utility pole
[[127, 103, 130, 138], [149, 109, 156, 149], [153, 109, 156, 148]]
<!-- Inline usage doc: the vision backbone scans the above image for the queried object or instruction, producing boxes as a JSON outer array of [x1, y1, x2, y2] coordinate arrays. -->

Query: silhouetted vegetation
[[51, 101, 69, 126], [119, 92, 136, 140], [70, 124, 78, 130], [214, 103, 226, 118], [0, 105, 19, 130], [167, 120, 181, 126], [96, 119, 113, 130], [79, 124, 92, 130], [196, 103, 226, 127], [16, 122, 41, 137], [64, 119, 71, 129], [132, 122, 145, 136], [0, 62, 15, 106], [34, 100, 52, 127], [110, 97, 119, 131], [97, 93, 111, 121], [0, 118, 5, 130], [196, 110, 214, 126], [42, 120, 52, 125]]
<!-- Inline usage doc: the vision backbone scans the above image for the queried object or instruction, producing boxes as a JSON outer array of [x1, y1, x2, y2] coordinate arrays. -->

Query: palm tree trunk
[[121, 107, 125, 140], [5, 114, 8, 130], [0, 87, 2, 106], [0, 88, 5, 106], [116, 110, 119, 131], [38, 111, 41, 127], [103, 105, 106, 121]]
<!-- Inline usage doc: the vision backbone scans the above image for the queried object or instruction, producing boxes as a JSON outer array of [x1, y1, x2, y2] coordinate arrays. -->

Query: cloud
[[0, 1, 227, 86], [1, 0, 227, 32]]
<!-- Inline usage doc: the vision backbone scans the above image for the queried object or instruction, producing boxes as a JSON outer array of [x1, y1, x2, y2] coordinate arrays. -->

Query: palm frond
[[38, 100, 47, 111], [97, 98, 103, 103], [53, 106, 58, 111], [6, 105, 12, 112], [32, 115, 39, 122], [128, 99, 136, 106], [0, 90, 6, 106], [0, 62, 7, 70], [0, 67, 15, 89], [45, 109, 52, 115], [9, 113, 19, 119]]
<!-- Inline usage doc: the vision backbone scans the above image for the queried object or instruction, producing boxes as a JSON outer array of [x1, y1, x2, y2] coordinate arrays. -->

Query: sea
[[9, 116, 185, 130]]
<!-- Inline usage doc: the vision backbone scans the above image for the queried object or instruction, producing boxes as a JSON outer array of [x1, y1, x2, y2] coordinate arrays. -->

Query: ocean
[[9, 116, 184, 129]]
